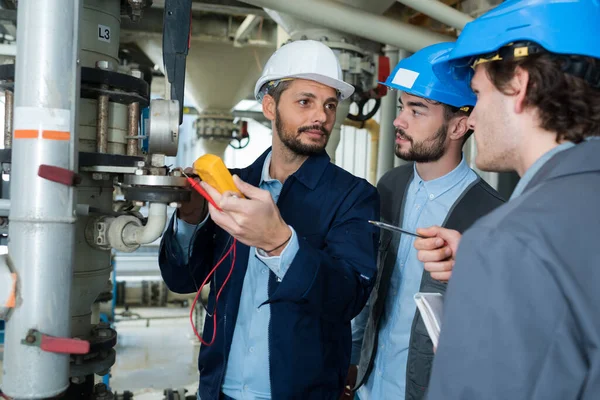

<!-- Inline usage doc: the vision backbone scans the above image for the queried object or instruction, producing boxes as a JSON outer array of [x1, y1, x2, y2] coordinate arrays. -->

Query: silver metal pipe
[[0, 198, 9, 216], [376, 47, 404, 181], [238, 0, 451, 51], [0, 200, 91, 217], [3, 0, 80, 397], [97, 93, 109, 153], [127, 102, 140, 156], [396, 0, 473, 31], [4, 90, 13, 149]]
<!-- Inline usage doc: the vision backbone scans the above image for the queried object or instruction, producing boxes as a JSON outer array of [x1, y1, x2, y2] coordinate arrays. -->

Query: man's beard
[[395, 124, 448, 163], [275, 108, 331, 156]]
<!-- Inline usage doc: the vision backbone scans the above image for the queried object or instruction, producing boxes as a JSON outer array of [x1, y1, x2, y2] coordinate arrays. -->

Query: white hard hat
[[254, 40, 355, 102]]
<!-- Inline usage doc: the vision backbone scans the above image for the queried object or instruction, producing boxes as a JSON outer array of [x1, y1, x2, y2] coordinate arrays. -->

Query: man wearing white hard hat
[[159, 40, 380, 400]]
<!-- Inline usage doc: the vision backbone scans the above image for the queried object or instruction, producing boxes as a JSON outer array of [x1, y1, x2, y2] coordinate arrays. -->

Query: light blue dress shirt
[[175, 152, 300, 400], [354, 157, 477, 400]]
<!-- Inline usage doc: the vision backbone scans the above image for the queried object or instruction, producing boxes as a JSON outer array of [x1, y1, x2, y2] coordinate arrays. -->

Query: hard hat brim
[[255, 73, 355, 101]]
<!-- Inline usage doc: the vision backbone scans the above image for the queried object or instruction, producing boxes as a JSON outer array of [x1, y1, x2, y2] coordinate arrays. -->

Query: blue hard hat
[[382, 42, 476, 108], [433, 0, 600, 82]]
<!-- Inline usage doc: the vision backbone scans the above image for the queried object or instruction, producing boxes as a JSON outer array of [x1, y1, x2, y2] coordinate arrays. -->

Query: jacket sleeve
[[158, 212, 217, 294], [266, 181, 380, 323], [426, 227, 572, 400]]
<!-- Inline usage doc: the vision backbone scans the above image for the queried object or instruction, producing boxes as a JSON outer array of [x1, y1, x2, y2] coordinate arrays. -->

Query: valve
[[21, 329, 90, 354]]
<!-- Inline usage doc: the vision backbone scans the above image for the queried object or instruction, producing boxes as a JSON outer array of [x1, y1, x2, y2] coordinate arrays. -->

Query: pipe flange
[[123, 174, 187, 187], [107, 215, 142, 252], [70, 348, 116, 378], [121, 186, 191, 203], [89, 324, 118, 352]]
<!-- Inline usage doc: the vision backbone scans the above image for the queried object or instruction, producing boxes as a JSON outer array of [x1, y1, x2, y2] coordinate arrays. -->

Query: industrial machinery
[[0, 0, 195, 398]]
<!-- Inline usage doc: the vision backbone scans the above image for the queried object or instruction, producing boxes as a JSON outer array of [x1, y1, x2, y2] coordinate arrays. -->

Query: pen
[[368, 220, 425, 238]]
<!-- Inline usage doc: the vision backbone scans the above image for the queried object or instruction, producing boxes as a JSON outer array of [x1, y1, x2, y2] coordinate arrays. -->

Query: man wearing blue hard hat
[[346, 42, 504, 400], [413, 1, 600, 399]]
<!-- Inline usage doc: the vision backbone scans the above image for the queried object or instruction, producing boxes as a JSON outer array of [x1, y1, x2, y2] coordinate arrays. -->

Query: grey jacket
[[426, 139, 600, 400], [355, 164, 504, 399]]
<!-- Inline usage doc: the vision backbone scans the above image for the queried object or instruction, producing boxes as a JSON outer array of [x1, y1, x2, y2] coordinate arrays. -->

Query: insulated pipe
[[0, 200, 90, 217], [238, 0, 451, 52], [327, 101, 351, 163], [127, 102, 140, 156], [396, 0, 473, 31], [122, 202, 168, 246], [97, 93, 109, 153], [344, 118, 380, 185], [3, 0, 80, 398]]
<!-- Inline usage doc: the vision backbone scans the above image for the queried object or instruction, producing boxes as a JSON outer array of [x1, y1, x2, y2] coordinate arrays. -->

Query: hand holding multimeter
[[180, 154, 291, 254], [177, 154, 243, 224]]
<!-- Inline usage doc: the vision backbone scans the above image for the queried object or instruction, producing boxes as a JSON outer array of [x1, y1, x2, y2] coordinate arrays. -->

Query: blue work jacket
[[159, 148, 380, 400]]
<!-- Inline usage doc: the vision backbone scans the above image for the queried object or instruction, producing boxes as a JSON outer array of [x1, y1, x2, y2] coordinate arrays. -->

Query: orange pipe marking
[[14, 129, 70, 141]]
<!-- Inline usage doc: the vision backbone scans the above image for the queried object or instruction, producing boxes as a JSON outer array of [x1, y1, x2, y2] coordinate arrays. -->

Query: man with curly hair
[[414, 1, 600, 399]]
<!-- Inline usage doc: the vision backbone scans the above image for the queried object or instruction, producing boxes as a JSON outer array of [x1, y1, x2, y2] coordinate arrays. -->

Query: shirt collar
[[259, 148, 331, 190], [260, 151, 277, 185], [412, 156, 470, 200], [510, 141, 575, 200]]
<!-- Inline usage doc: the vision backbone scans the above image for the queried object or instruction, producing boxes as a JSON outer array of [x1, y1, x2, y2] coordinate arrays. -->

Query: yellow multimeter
[[192, 154, 244, 198]]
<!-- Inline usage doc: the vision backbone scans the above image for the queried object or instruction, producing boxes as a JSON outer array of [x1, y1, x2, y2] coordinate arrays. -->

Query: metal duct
[[396, 0, 473, 31], [238, 0, 453, 52]]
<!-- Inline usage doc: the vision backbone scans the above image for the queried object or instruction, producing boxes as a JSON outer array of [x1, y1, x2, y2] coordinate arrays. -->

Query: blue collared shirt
[[175, 152, 300, 399], [354, 157, 477, 400]]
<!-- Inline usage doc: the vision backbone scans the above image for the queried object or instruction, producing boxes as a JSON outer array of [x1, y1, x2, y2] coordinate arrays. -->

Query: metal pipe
[[234, 14, 262, 44], [97, 93, 109, 153], [344, 119, 380, 185], [396, 0, 473, 31], [0, 199, 90, 217], [127, 102, 140, 156], [123, 202, 168, 246], [238, 0, 452, 52], [327, 102, 351, 163], [4, 90, 13, 149], [369, 125, 379, 186], [0, 198, 9, 215], [376, 47, 403, 181], [4, 0, 80, 397]]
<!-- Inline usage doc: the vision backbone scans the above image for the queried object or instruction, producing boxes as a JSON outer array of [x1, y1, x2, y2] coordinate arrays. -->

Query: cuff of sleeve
[[255, 226, 299, 280], [175, 213, 210, 263]]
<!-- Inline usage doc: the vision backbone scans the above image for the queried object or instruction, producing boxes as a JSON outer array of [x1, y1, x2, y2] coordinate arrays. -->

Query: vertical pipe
[[127, 102, 140, 156], [352, 125, 358, 175], [3, 0, 80, 398], [97, 93, 109, 153], [4, 90, 13, 149], [376, 46, 403, 181], [343, 119, 380, 185], [326, 101, 351, 164], [368, 124, 379, 186]]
